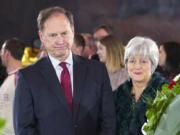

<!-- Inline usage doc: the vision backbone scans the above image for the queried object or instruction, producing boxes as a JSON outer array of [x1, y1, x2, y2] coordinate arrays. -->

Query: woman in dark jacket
[[114, 36, 169, 135]]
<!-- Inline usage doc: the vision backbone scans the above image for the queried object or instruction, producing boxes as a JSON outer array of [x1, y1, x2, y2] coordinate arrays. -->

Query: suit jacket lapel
[[72, 55, 87, 120], [39, 56, 72, 115]]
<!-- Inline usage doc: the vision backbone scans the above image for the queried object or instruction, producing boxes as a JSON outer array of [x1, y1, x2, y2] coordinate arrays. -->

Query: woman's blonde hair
[[100, 34, 125, 73]]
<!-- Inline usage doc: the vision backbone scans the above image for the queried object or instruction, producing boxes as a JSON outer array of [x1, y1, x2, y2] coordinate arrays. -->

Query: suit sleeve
[[13, 71, 39, 135], [99, 64, 116, 135]]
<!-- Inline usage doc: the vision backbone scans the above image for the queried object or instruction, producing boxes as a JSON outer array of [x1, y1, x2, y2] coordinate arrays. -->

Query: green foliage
[[177, 131, 180, 135], [0, 118, 6, 134], [143, 81, 180, 135]]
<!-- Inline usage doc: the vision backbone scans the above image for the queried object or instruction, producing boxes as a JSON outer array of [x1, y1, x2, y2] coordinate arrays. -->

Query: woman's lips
[[134, 72, 142, 75]]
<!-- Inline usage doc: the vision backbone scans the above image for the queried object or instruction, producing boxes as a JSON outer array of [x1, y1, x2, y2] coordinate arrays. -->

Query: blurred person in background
[[92, 24, 114, 61], [71, 33, 85, 56], [93, 24, 113, 40], [158, 41, 180, 81], [114, 36, 169, 135], [97, 34, 128, 91], [0, 58, 7, 86], [81, 33, 99, 60], [0, 37, 25, 135]]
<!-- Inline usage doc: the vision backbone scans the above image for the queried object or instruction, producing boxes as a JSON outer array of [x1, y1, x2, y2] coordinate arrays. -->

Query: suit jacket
[[13, 54, 116, 135]]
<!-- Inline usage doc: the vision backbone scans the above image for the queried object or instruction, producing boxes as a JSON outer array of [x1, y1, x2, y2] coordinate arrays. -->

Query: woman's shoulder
[[151, 72, 169, 88], [115, 79, 131, 91], [109, 68, 129, 90], [119, 68, 129, 79], [143, 72, 169, 99], [114, 79, 132, 100], [115, 67, 128, 77], [109, 67, 128, 78], [153, 72, 168, 81]]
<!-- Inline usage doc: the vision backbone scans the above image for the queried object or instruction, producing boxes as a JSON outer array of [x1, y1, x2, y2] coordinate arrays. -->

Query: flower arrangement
[[0, 118, 6, 135], [143, 74, 180, 135]]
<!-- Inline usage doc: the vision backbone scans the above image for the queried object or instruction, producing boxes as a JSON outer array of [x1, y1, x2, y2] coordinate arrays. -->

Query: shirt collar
[[48, 51, 73, 68], [8, 68, 19, 75]]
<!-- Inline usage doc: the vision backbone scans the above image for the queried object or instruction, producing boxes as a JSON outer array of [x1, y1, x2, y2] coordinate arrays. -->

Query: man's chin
[[54, 52, 70, 60]]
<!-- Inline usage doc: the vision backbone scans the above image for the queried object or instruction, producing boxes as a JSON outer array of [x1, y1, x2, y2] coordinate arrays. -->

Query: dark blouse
[[114, 72, 169, 135]]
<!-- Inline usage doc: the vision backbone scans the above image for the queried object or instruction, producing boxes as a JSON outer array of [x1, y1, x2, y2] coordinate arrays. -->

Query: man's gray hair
[[37, 6, 74, 31], [124, 36, 159, 73]]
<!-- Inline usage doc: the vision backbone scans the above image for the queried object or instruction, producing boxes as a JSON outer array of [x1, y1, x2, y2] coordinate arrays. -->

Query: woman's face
[[97, 42, 107, 63], [159, 45, 166, 67], [127, 54, 152, 83]]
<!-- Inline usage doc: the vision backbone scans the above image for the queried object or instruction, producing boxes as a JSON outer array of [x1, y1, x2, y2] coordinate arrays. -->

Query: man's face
[[39, 13, 74, 61], [93, 28, 108, 40]]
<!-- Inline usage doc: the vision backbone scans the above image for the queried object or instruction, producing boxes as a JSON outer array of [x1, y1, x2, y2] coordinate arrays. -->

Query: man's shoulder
[[73, 55, 104, 68], [73, 55, 107, 81], [19, 57, 48, 74]]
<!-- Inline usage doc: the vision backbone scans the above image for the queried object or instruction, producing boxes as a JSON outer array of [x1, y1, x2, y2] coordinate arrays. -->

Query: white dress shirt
[[0, 69, 19, 135], [48, 51, 74, 95]]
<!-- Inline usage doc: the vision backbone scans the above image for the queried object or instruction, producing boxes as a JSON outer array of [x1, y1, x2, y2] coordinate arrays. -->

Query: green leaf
[[0, 118, 6, 134]]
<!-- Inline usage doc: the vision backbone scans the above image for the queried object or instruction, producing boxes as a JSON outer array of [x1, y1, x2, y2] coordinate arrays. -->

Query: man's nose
[[55, 35, 64, 44]]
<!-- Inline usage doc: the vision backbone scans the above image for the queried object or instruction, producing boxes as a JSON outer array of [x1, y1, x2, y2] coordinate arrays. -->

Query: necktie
[[60, 62, 73, 110]]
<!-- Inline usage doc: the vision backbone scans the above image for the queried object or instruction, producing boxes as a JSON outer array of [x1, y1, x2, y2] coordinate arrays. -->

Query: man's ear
[[71, 26, 75, 35], [4, 50, 11, 58], [38, 31, 43, 42]]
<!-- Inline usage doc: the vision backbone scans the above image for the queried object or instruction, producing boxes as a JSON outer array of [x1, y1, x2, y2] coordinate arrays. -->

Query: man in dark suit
[[13, 6, 116, 135]]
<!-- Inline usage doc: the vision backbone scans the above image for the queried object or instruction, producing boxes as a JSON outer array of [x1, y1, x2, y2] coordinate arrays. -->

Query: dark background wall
[[1, 0, 180, 47]]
